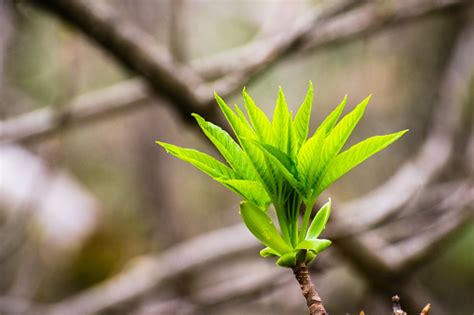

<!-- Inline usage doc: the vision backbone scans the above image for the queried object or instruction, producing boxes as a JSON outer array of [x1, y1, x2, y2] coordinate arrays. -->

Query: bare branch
[[292, 257, 327, 315], [383, 184, 473, 272], [28, 0, 205, 114], [337, 9, 474, 227], [168, 0, 187, 63], [39, 224, 258, 315], [196, 0, 469, 97], [3, 0, 468, 143], [0, 79, 150, 143], [192, 0, 356, 80]]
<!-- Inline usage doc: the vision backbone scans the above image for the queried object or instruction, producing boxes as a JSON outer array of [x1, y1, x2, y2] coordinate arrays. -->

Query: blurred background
[[0, 0, 473, 314]]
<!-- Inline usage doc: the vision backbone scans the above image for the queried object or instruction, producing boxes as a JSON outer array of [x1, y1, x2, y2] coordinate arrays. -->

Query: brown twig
[[292, 251, 327, 315], [420, 303, 431, 315]]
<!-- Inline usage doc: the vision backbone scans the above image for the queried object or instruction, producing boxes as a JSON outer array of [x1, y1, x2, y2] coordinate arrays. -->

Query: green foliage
[[156, 82, 407, 268]]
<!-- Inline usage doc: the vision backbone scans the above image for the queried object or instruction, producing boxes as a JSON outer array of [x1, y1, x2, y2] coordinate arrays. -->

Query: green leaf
[[222, 179, 271, 209], [287, 111, 299, 161], [260, 247, 280, 258], [304, 250, 317, 264], [251, 141, 303, 193], [316, 130, 408, 195], [314, 96, 371, 196], [234, 104, 253, 129], [192, 114, 255, 180], [215, 92, 256, 145], [272, 87, 290, 153], [276, 251, 297, 267], [296, 127, 326, 194], [313, 95, 347, 136], [239, 201, 292, 255], [296, 239, 332, 254], [156, 141, 237, 180], [294, 81, 313, 146], [215, 93, 275, 193], [243, 89, 274, 145], [306, 199, 331, 239]]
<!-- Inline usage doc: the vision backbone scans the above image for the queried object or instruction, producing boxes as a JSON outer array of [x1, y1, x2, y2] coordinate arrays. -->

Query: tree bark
[[292, 261, 327, 315]]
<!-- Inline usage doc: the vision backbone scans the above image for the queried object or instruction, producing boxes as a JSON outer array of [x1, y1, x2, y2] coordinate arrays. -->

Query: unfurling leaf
[[156, 84, 407, 269], [296, 239, 332, 254], [240, 201, 291, 255], [315, 130, 409, 195], [276, 251, 297, 267], [306, 199, 331, 239]]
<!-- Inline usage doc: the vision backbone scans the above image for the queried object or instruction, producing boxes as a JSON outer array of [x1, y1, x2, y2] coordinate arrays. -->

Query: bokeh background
[[0, 0, 473, 314]]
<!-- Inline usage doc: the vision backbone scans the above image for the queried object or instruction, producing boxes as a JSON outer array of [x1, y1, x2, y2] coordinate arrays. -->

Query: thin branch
[[191, 0, 357, 80], [168, 0, 187, 63], [420, 303, 431, 315], [193, 0, 468, 80], [336, 8, 474, 228], [292, 255, 327, 315], [3, 0, 467, 143], [38, 224, 258, 315], [28, 0, 205, 115], [383, 186, 474, 273], [0, 79, 150, 143]]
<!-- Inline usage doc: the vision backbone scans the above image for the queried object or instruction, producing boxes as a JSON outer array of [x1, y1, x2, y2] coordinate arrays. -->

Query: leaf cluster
[[157, 82, 407, 267]]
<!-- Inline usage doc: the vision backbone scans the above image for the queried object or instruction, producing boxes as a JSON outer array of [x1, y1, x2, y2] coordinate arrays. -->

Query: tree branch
[[28, 0, 205, 116], [3, 0, 468, 143], [0, 79, 150, 143], [292, 254, 327, 315]]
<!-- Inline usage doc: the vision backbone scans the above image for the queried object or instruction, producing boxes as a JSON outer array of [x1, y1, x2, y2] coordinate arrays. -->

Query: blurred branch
[[0, 79, 150, 143], [194, 0, 468, 89], [28, 0, 205, 115], [192, 0, 356, 80], [335, 8, 474, 228], [383, 183, 474, 273], [3, 0, 468, 143], [168, 0, 187, 63], [39, 224, 258, 315]]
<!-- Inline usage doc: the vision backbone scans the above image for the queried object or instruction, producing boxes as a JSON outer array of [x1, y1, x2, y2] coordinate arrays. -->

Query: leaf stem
[[274, 203, 291, 244], [299, 200, 315, 241]]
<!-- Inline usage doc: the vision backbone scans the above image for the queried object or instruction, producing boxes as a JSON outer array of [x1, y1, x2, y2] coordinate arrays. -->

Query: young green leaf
[[316, 130, 408, 196], [294, 81, 313, 146], [240, 201, 292, 255], [260, 247, 280, 258], [315, 95, 371, 194], [157, 86, 408, 270], [192, 113, 256, 180], [272, 87, 290, 153], [276, 251, 297, 267], [251, 141, 303, 194], [306, 199, 331, 239], [287, 111, 299, 161], [156, 141, 237, 180], [313, 95, 347, 137], [297, 127, 325, 193], [243, 89, 274, 145], [304, 250, 317, 264], [296, 239, 332, 254], [215, 92, 255, 145], [215, 93, 275, 194], [222, 179, 270, 209], [234, 104, 253, 129]]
